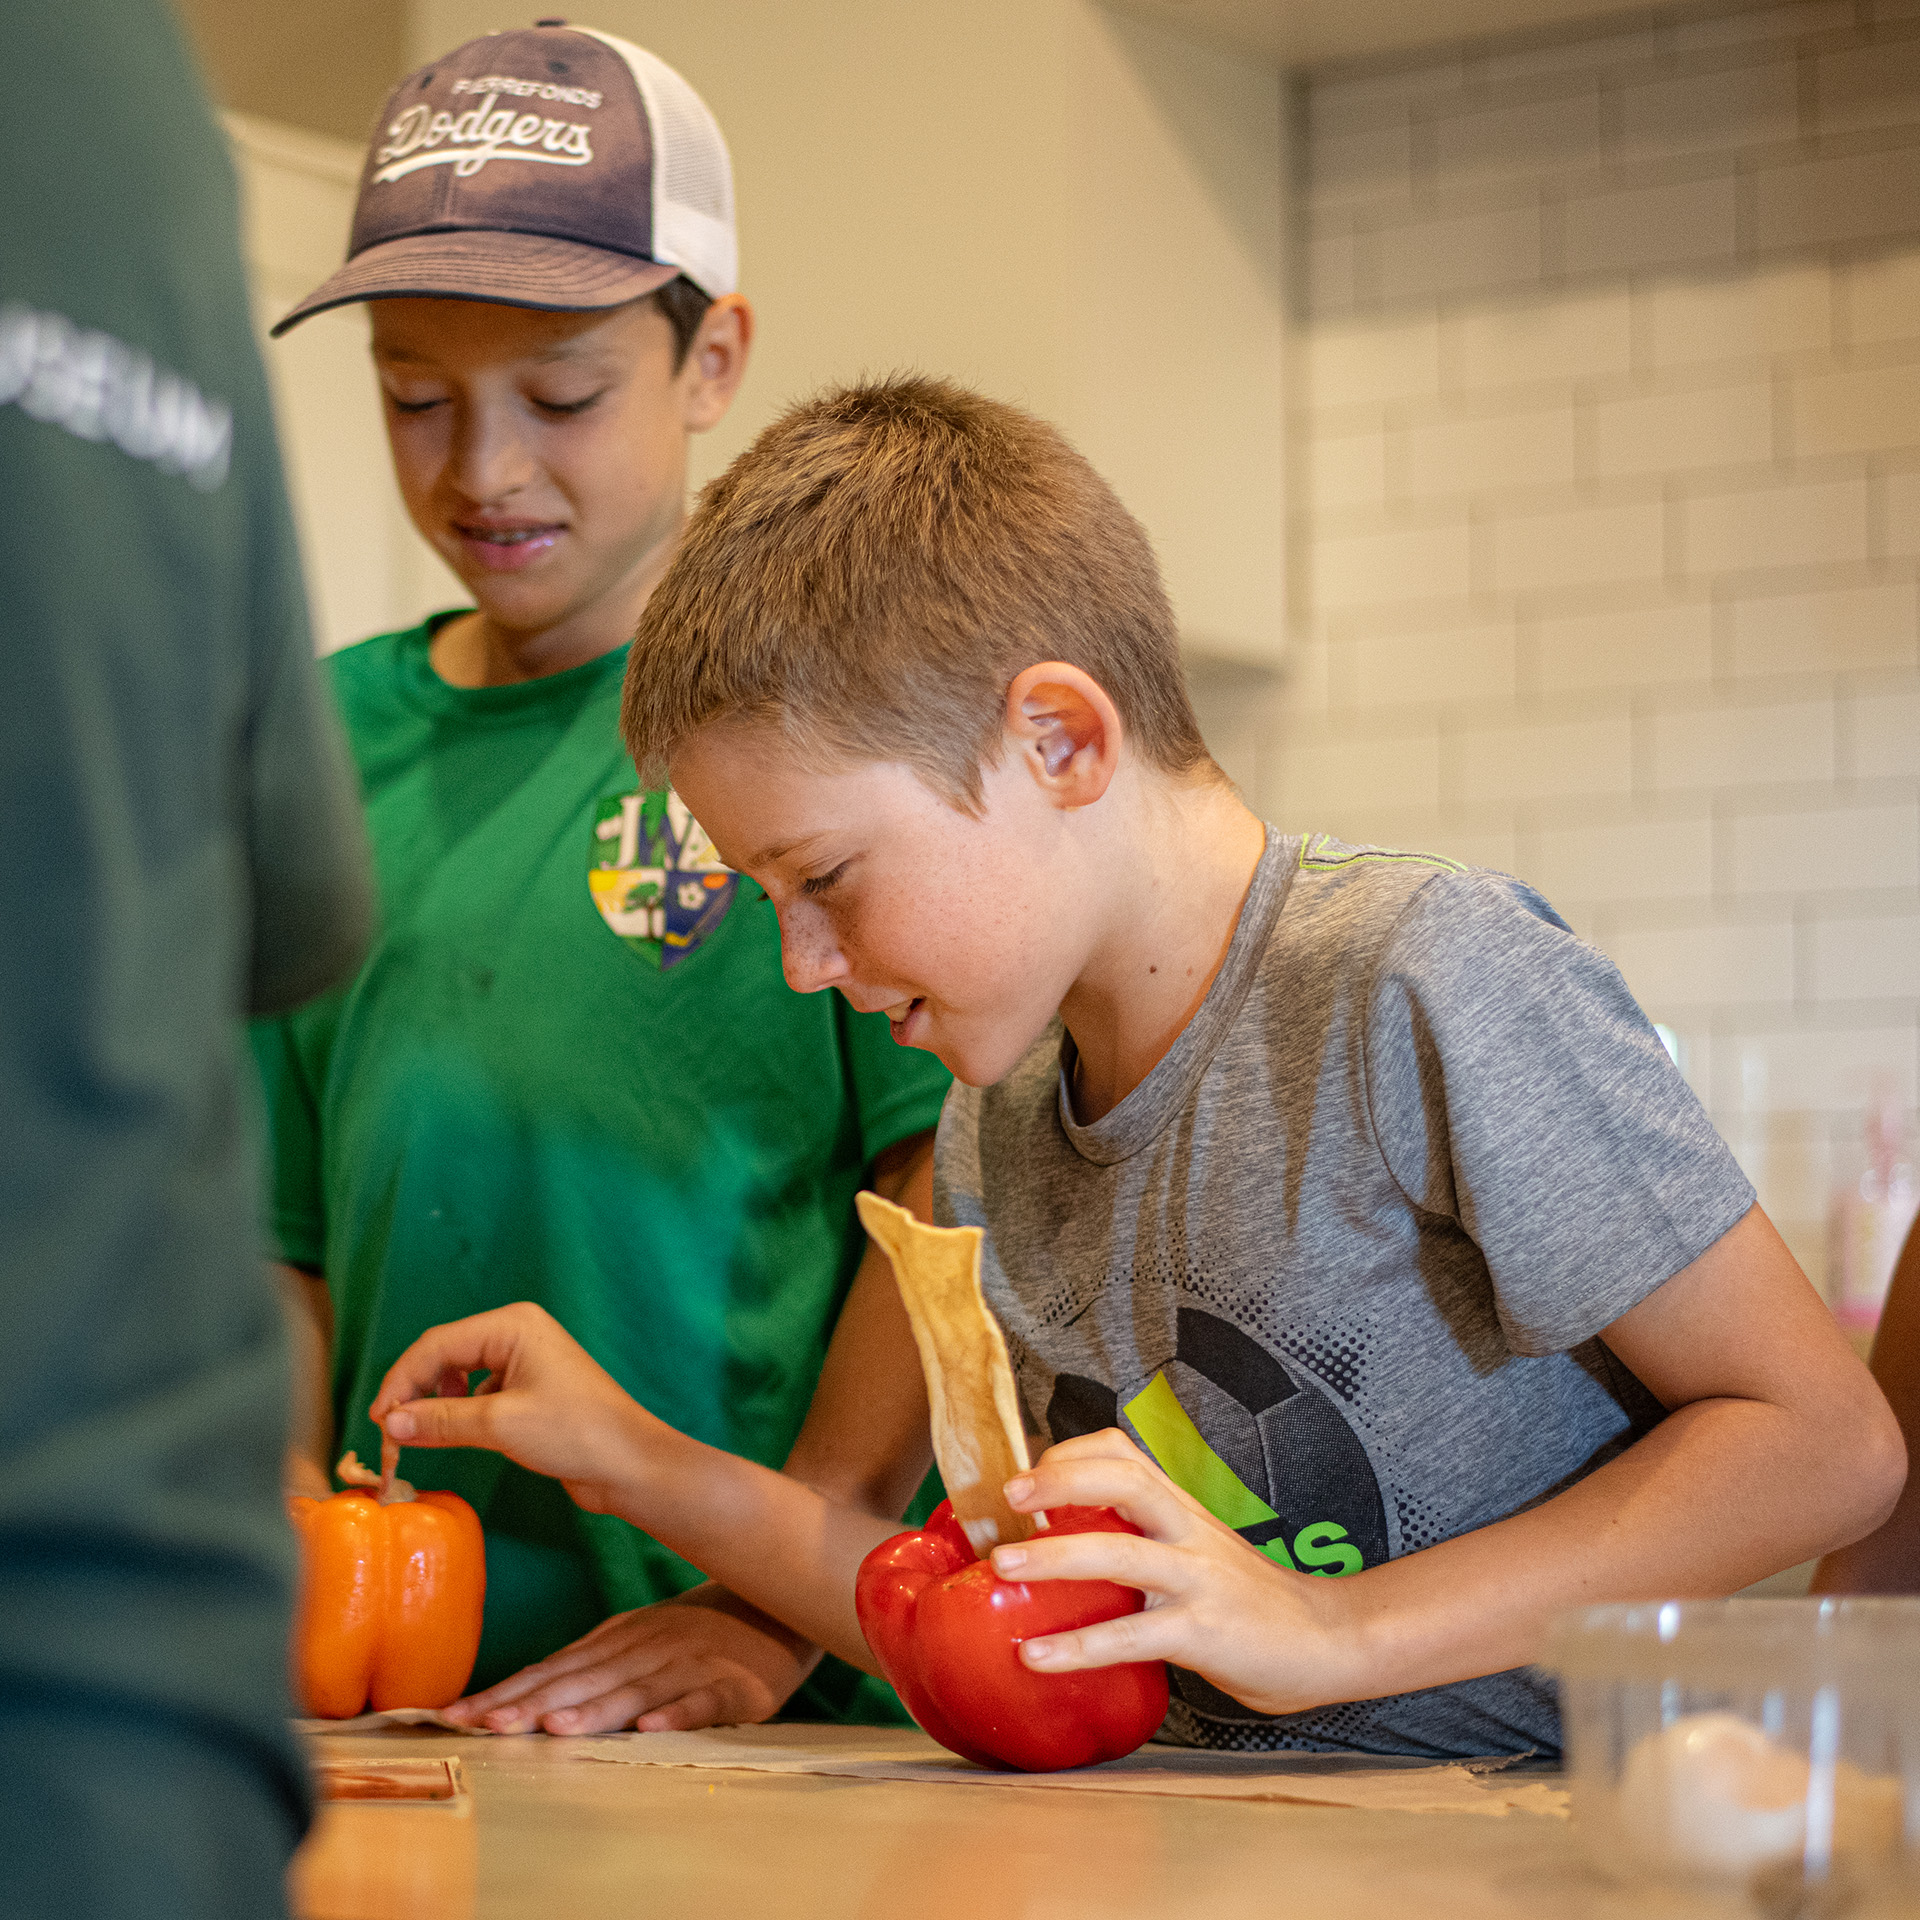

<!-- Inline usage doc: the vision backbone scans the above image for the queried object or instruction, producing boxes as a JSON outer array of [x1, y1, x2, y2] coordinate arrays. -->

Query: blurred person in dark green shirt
[[0, 4, 374, 1914]]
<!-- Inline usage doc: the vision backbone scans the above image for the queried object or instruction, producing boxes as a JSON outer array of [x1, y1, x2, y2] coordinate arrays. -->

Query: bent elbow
[[1830, 1395, 1908, 1549]]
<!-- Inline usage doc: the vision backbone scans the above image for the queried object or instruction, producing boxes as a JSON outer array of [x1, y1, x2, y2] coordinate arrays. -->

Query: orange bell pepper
[[288, 1453, 486, 1718]]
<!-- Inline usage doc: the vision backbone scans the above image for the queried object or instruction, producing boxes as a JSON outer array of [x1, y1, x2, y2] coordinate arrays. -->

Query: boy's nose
[[776, 903, 850, 995], [449, 411, 536, 502]]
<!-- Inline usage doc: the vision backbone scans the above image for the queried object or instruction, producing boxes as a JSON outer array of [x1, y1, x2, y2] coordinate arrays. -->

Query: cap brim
[[270, 231, 681, 336]]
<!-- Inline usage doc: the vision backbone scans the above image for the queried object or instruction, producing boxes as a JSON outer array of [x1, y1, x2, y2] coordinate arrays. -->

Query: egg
[[1614, 1712, 1903, 1882]]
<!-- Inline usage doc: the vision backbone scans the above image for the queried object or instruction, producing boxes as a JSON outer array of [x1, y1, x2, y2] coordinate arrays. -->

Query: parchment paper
[[571, 1723, 1569, 1817], [298, 1708, 490, 1735]]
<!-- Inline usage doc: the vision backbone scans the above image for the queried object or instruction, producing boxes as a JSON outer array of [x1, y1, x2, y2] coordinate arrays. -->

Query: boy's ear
[[1004, 663, 1122, 808], [683, 294, 753, 432]]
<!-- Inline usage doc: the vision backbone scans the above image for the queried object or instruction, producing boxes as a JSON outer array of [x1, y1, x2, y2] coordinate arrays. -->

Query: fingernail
[[1005, 1476, 1033, 1504], [994, 1546, 1026, 1573], [1024, 1639, 1057, 1664], [386, 1410, 416, 1439]]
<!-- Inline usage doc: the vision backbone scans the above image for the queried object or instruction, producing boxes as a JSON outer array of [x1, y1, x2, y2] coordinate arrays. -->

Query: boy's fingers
[[481, 1644, 682, 1732], [381, 1392, 497, 1449], [1018, 1606, 1176, 1675], [633, 1684, 736, 1734], [367, 1305, 548, 1423], [1012, 1458, 1197, 1538], [1033, 1427, 1155, 1468], [990, 1526, 1178, 1593]]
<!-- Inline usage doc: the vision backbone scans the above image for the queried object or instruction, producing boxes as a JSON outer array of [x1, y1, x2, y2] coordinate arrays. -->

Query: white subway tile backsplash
[[1842, 248, 1920, 348], [1808, 912, 1920, 1000], [1312, 121, 1415, 201], [1426, 87, 1603, 180], [1683, 477, 1871, 577], [1708, 1022, 1920, 1114], [1753, 142, 1920, 254], [1726, 582, 1920, 678], [1396, 402, 1578, 499], [1813, 36, 1920, 137], [1311, 431, 1390, 511], [1533, 601, 1716, 692], [1340, 620, 1518, 710], [1648, 696, 1838, 792], [1560, 172, 1739, 278], [1590, 378, 1777, 479], [1375, 200, 1544, 303], [1639, 263, 1833, 370], [1878, 470, 1920, 558], [1729, 803, 1920, 893], [1317, 518, 1474, 608], [1310, 313, 1442, 409], [1272, 725, 1443, 813], [1297, 12, 1920, 1263], [1851, 688, 1920, 777], [1489, 497, 1667, 594], [1449, 711, 1635, 802], [1790, 361, 1920, 460], [1669, 1, 1853, 49], [1529, 812, 1716, 904], [1606, 919, 1797, 1009], [1614, 56, 1800, 160], [1445, 286, 1633, 390]]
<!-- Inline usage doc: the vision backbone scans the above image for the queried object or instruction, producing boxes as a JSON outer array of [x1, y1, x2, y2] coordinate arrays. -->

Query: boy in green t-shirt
[[255, 24, 950, 1733], [368, 378, 1901, 1756]]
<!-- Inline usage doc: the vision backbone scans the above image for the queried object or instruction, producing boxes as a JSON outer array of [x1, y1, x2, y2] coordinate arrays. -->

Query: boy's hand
[[441, 1585, 821, 1735], [988, 1429, 1359, 1717], [369, 1303, 654, 1514]]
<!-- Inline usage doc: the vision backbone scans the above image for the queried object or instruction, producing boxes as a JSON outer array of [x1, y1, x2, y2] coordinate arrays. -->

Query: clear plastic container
[[1548, 1599, 1920, 1912]]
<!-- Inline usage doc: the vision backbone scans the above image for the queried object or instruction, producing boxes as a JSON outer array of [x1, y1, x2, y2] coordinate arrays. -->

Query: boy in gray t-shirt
[[940, 832, 1752, 1753], [367, 378, 1904, 1759]]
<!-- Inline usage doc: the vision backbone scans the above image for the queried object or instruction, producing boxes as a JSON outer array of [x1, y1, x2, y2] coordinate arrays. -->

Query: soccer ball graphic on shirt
[[1044, 1306, 1394, 1729], [588, 788, 738, 969], [1045, 1306, 1391, 1577]]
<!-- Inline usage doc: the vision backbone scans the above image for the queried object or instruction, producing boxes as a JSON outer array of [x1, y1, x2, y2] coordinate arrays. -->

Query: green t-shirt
[[252, 616, 951, 1707]]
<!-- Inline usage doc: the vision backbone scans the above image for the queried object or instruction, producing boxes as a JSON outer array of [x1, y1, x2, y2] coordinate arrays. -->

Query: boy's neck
[[1059, 779, 1267, 1128], [430, 527, 682, 689]]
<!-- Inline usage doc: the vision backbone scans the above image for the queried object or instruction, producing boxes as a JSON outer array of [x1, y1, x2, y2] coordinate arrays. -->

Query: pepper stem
[[336, 1449, 417, 1504]]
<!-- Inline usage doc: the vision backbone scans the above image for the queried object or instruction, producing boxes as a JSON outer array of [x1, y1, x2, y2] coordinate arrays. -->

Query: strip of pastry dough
[[855, 1191, 1039, 1556]]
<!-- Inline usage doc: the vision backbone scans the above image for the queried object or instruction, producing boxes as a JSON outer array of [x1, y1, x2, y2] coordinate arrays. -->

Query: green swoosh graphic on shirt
[[1124, 1371, 1292, 1550]]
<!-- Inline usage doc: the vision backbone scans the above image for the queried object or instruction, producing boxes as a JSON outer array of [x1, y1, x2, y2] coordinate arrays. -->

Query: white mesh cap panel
[[578, 28, 738, 297]]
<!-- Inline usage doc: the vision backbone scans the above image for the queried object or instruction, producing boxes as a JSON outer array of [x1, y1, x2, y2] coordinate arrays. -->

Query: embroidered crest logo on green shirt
[[589, 787, 737, 969]]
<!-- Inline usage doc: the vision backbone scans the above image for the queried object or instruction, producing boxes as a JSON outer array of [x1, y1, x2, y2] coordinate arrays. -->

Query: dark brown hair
[[622, 375, 1212, 809], [653, 275, 712, 371]]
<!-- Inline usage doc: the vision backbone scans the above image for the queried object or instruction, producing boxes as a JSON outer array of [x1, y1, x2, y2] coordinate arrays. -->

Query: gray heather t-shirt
[[934, 830, 1754, 1759]]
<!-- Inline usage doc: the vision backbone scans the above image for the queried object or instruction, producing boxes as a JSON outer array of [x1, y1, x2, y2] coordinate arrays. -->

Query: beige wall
[[174, 0, 403, 143], [1244, 0, 1920, 1292], [409, 0, 1291, 664], [228, 114, 462, 652]]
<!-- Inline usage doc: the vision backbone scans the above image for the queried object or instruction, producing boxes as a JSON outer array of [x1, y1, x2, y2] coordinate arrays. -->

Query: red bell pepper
[[856, 1500, 1168, 1771]]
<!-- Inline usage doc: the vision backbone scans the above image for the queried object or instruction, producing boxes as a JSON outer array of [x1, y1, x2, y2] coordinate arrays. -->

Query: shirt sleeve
[[247, 1010, 329, 1270], [834, 996, 954, 1168], [237, 424, 374, 1018], [1361, 869, 1754, 1357]]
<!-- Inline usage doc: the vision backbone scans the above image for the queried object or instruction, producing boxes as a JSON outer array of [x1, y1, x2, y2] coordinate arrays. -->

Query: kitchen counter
[[292, 1728, 1629, 1920]]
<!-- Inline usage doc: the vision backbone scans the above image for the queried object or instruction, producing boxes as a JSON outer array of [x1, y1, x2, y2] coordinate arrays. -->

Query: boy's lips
[[452, 520, 564, 573], [886, 997, 929, 1045]]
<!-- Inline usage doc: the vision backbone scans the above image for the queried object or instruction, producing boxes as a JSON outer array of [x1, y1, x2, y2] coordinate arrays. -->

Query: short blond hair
[[621, 375, 1212, 810]]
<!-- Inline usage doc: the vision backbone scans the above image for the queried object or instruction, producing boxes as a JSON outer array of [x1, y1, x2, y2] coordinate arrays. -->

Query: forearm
[[592, 1405, 898, 1670], [275, 1261, 335, 1496], [1337, 1392, 1891, 1702]]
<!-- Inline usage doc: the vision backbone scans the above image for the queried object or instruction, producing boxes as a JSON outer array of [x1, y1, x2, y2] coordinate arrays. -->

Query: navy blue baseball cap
[[273, 20, 736, 335]]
